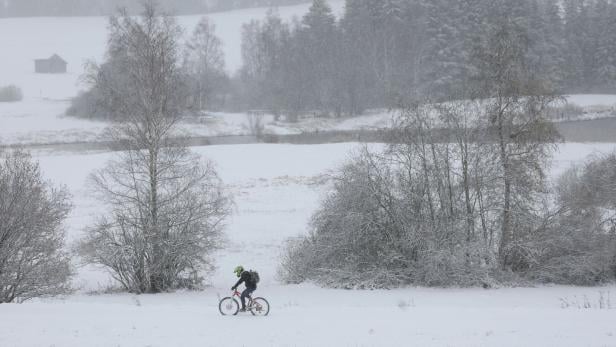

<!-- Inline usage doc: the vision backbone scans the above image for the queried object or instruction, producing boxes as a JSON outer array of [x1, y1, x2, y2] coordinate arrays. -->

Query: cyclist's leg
[[240, 288, 251, 309], [241, 287, 255, 309]]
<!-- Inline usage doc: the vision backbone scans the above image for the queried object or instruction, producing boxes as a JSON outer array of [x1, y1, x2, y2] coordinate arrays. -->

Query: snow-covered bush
[[280, 94, 558, 288], [279, 147, 493, 289], [527, 153, 616, 285], [66, 89, 109, 119], [0, 150, 72, 303], [0, 85, 23, 102]]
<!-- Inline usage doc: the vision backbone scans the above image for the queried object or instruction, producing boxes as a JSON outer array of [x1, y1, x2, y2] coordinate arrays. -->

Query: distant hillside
[[0, 0, 309, 17]]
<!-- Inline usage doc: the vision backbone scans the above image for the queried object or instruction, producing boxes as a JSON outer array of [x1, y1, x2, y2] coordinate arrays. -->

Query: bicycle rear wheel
[[219, 297, 239, 316], [250, 297, 270, 316]]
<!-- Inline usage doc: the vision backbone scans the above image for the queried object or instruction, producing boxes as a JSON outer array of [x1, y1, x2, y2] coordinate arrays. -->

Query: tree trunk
[[498, 114, 512, 269]]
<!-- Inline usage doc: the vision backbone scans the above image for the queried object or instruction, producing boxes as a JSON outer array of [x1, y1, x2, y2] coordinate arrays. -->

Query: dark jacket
[[233, 271, 257, 289]]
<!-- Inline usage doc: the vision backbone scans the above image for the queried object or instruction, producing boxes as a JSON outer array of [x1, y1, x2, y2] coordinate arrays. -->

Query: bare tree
[[77, 2, 231, 293], [0, 150, 72, 303], [473, 22, 560, 269], [183, 16, 228, 111]]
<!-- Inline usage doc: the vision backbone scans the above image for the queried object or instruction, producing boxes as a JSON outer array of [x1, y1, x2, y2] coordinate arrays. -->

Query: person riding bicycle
[[231, 265, 257, 312]]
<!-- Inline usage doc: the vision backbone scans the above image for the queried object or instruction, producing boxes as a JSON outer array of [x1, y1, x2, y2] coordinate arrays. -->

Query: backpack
[[248, 270, 260, 284]]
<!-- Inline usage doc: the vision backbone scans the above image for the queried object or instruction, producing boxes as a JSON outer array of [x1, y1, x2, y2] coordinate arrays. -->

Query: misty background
[[0, 0, 306, 17]]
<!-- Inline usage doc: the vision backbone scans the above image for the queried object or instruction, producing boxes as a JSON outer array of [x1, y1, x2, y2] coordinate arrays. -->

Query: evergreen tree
[[294, 0, 339, 115], [423, 0, 465, 97], [594, 0, 616, 90], [540, 0, 567, 90], [340, 0, 378, 113], [563, 0, 585, 91]]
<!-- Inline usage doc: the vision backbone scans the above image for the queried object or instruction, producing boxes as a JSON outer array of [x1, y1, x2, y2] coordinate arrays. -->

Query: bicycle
[[219, 290, 270, 316]]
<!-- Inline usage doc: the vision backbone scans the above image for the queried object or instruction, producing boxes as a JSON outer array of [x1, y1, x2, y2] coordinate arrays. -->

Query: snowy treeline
[[69, 15, 230, 119], [0, 0, 305, 17], [70, 0, 616, 120], [236, 0, 616, 118], [278, 21, 616, 289]]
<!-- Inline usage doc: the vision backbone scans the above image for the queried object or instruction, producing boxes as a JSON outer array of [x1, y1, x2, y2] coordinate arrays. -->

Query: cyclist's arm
[[232, 272, 251, 289], [232, 277, 244, 289]]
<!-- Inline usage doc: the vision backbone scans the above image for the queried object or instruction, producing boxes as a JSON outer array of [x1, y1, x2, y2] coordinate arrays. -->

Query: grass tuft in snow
[[559, 291, 613, 310], [397, 298, 416, 311]]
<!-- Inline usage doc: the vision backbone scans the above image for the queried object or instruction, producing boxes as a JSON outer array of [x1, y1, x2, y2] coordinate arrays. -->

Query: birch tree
[[183, 17, 228, 111], [472, 21, 560, 269], [77, 2, 231, 293]]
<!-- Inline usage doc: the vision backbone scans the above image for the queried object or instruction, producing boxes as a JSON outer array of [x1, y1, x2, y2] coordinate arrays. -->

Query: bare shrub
[[546, 102, 584, 121], [246, 111, 265, 138], [397, 299, 415, 310], [0, 85, 23, 102], [528, 153, 616, 285], [66, 89, 109, 120], [560, 291, 613, 310], [0, 150, 72, 303]]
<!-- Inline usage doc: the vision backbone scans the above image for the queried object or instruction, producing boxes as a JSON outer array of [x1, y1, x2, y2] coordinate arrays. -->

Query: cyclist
[[231, 265, 257, 312]]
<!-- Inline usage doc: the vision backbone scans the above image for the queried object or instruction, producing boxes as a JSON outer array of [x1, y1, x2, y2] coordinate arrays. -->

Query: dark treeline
[[0, 0, 305, 17], [235, 0, 616, 118], [70, 0, 616, 121]]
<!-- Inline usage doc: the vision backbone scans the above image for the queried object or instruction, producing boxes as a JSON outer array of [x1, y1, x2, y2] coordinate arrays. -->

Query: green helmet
[[234, 265, 244, 278]]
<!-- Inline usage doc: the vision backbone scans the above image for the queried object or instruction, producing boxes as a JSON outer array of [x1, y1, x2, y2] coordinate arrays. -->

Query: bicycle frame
[[233, 290, 261, 309]]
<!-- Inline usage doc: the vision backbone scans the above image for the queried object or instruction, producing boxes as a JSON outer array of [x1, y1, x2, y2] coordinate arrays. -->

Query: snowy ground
[[1, 142, 616, 346], [2, 286, 616, 347]]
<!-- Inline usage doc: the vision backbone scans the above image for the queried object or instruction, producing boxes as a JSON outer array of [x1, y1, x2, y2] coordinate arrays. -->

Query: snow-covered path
[[2, 286, 616, 346]]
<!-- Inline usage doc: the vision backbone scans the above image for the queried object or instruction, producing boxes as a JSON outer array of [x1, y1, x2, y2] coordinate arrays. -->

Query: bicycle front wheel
[[250, 297, 270, 316], [219, 297, 239, 316]]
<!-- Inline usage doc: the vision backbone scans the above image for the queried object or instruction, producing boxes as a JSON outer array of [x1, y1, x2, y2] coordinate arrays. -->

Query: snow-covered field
[[2, 285, 616, 347], [1, 142, 616, 347]]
